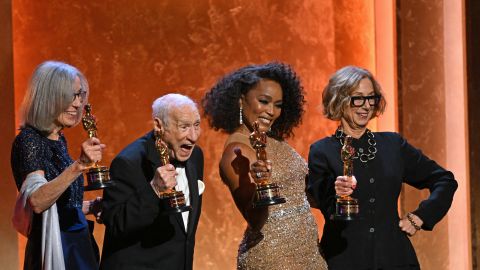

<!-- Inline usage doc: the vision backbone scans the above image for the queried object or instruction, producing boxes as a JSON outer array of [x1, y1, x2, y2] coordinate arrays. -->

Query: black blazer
[[100, 131, 204, 270], [307, 132, 457, 270]]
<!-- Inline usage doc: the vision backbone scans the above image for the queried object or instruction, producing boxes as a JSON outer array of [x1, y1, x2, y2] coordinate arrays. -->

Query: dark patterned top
[[11, 125, 86, 231]]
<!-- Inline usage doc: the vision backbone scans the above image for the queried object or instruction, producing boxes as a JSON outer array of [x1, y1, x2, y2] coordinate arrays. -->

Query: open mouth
[[180, 144, 194, 151]]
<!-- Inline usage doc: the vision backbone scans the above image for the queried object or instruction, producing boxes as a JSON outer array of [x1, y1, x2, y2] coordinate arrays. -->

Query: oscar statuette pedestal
[[82, 104, 115, 191], [334, 135, 359, 221], [154, 131, 191, 214], [249, 121, 286, 208]]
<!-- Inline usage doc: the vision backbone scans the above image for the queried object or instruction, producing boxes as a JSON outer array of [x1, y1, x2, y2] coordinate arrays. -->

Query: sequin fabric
[[11, 126, 84, 209], [237, 137, 327, 270]]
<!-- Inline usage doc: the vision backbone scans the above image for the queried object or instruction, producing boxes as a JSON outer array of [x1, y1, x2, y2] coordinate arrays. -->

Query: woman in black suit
[[307, 66, 457, 270]]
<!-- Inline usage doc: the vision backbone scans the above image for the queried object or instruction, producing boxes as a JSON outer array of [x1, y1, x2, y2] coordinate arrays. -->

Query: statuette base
[[85, 166, 115, 191], [159, 191, 192, 214], [333, 196, 359, 221], [253, 182, 286, 208]]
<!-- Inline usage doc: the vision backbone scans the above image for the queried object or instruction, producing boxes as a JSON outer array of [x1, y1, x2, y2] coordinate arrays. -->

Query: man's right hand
[[151, 164, 178, 193]]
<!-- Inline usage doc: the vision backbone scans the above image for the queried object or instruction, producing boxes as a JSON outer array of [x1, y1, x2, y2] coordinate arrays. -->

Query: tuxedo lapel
[[173, 206, 187, 234], [185, 158, 199, 236], [146, 132, 161, 175]]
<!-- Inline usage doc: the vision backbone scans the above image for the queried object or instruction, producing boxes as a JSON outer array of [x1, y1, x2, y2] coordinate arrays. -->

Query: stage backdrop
[[11, 0, 474, 269], [9, 1, 376, 268]]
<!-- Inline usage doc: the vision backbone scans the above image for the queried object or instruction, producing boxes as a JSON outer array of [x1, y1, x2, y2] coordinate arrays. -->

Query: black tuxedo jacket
[[100, 131, 204, 270]]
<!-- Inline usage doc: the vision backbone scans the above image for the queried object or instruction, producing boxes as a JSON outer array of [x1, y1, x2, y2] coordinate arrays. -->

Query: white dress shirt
[[175, 167, 190, 232]]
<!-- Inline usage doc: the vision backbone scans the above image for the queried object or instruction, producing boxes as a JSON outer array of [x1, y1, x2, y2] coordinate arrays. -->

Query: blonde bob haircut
[[322, 65, 386, 121], [20, 61, 89, 134]]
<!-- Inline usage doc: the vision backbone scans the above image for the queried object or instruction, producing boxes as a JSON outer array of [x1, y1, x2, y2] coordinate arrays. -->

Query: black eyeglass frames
[[349, 95, 381, 107], [72, 90, 87, 102]]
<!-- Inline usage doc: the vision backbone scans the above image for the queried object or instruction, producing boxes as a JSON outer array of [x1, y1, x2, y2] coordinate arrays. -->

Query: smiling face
[[53, 76, 86, 131], [341, 78, 375, 131], [155, 104, 201, 162], [240, 79, 283, 133]]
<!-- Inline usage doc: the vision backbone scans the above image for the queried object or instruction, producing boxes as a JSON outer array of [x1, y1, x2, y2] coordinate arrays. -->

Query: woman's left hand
[[399, 212, 423, 236]]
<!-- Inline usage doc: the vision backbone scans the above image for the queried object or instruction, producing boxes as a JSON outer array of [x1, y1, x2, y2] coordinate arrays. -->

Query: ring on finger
[[256, 172, 262, 178]]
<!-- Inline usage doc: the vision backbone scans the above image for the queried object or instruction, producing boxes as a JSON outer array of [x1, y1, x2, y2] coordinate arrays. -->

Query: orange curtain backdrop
[[11, 0, 376, 269], [0, 0, 18, 268], [396, 0, 471, 269]]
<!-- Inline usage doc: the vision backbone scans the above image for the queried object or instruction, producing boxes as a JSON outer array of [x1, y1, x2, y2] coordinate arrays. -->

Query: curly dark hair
[[202, 62, 305, 140]]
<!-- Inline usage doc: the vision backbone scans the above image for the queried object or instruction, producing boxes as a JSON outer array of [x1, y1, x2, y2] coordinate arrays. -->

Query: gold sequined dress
[[228, 134, 327, 270]]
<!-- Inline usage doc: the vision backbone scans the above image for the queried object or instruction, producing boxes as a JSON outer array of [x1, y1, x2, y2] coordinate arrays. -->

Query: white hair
[[152, 93, 198, 126], [20, 61, 89, 134]]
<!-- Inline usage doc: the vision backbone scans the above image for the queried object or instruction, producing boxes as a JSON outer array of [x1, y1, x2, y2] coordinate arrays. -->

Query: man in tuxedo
[[100, 93, 204, 270]]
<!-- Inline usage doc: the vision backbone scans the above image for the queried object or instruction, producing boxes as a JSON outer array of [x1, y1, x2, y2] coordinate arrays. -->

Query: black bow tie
[[171, 160, 186, 168]]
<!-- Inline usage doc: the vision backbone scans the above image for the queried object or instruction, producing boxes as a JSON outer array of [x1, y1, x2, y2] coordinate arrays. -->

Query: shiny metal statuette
[[155, 130, 191, 214], [82, 104, 114, 191], [334, 135, 359, 220], [249, 121, 286, 207]]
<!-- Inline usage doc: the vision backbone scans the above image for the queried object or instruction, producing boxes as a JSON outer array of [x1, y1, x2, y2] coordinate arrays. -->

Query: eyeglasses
[[72, 90, 87, 102], [349, 95, 381, 107]]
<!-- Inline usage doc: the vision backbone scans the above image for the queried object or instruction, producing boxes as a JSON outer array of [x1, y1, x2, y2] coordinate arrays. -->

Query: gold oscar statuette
[[334, 135, 359, 220], [249, 121, 286, 207], [82, 104, 114, 190], [154, 131, 191, 214]]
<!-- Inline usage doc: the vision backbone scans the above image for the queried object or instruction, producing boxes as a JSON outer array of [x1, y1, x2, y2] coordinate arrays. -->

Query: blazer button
[[369, 227, 375, 233], [369, 198, 375, 203], [369, 178, 375, 183]]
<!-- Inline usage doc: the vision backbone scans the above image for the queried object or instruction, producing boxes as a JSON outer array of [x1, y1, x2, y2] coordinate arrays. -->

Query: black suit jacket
[[307, 132, 457, 270], [100, 131, 204, 270]]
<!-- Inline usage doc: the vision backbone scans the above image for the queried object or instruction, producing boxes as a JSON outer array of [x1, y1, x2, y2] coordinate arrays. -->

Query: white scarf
[[12, 173, 65, 270]]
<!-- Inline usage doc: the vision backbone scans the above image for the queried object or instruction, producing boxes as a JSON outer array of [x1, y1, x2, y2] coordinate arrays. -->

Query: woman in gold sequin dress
[[203, 62, 327, 269]]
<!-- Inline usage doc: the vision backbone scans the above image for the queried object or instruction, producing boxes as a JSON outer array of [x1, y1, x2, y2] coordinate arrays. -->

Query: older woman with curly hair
[[203, 62, 327, 269]]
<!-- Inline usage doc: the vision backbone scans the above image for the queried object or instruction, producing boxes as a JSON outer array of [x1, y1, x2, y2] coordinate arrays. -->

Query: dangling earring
[[239, 106, 243, 125]]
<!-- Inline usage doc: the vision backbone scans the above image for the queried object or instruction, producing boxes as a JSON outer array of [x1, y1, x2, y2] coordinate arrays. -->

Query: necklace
[[335, 127, 377, 163]]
